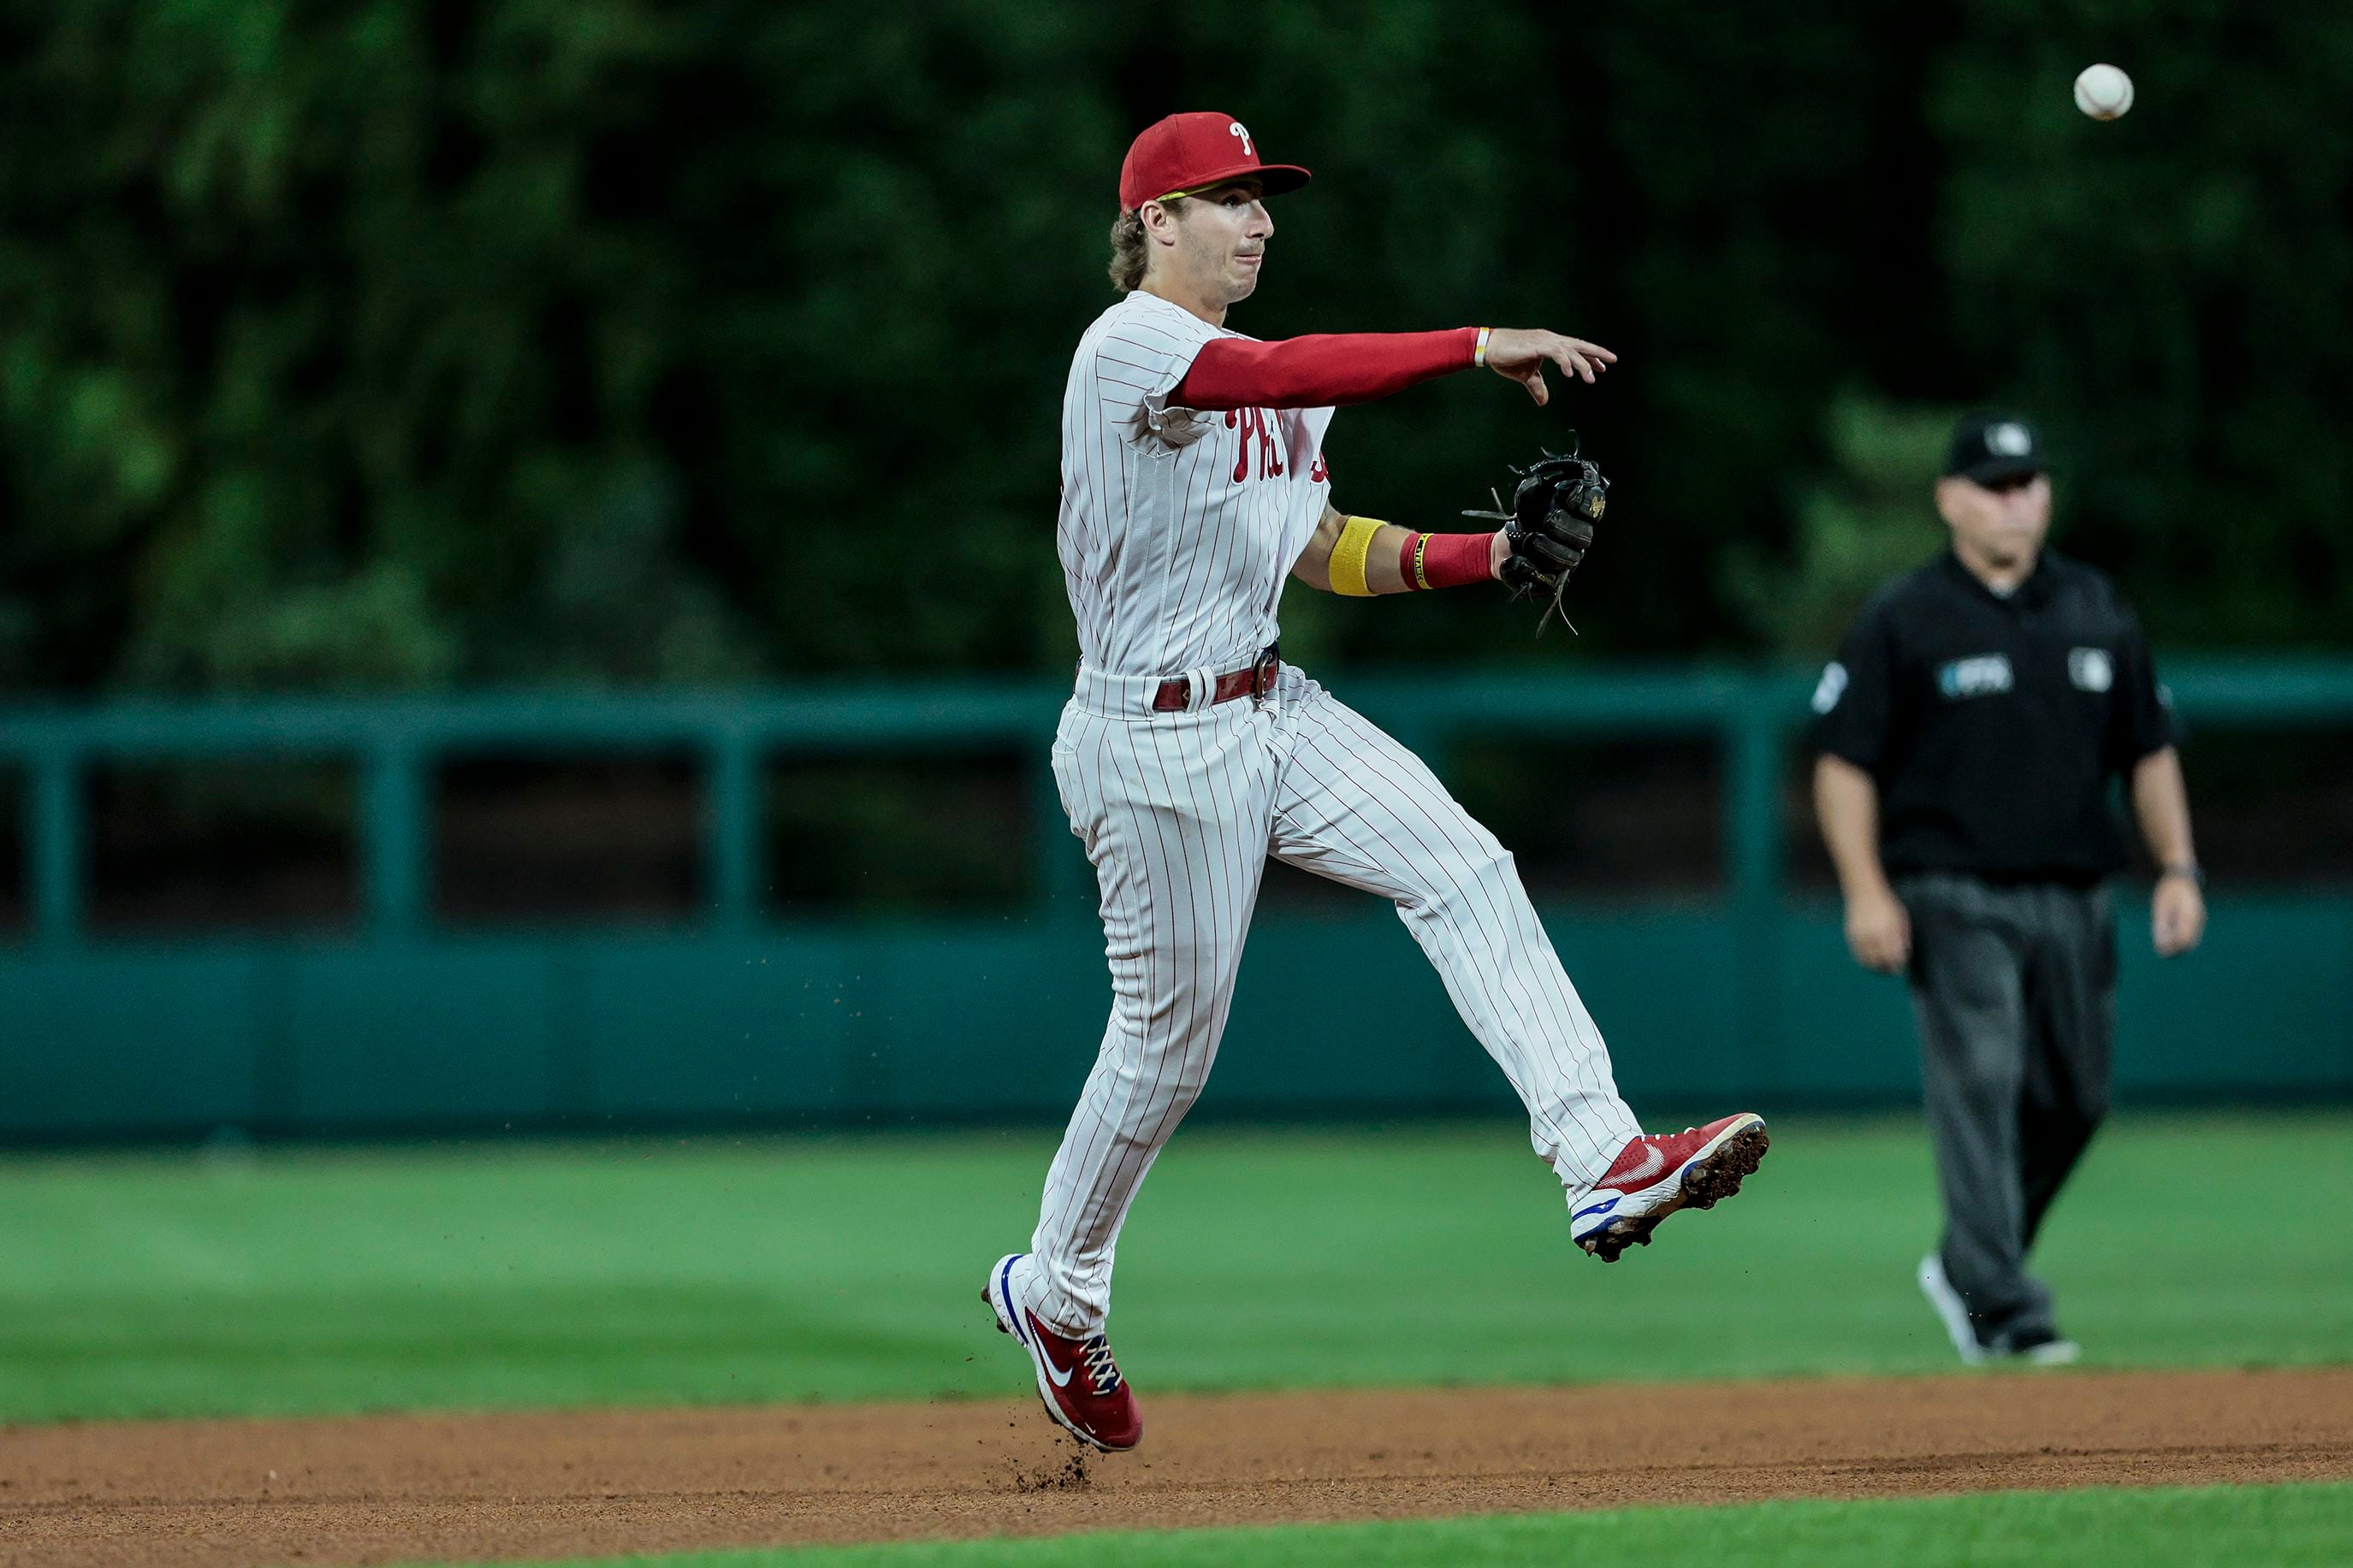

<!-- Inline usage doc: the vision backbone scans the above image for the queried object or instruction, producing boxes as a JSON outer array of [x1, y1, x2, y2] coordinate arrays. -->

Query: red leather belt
[[1151, 643, 1282, 713]]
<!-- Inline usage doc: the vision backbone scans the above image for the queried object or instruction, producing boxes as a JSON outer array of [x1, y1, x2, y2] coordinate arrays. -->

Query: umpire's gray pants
[[1897, 873, 2115, 1345]]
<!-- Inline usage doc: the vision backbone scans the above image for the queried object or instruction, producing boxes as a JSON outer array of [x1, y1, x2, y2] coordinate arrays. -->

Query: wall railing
[[9, 659, 2353, 943]]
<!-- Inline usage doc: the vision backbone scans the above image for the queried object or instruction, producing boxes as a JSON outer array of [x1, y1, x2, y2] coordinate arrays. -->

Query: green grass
[[400, 1484, 2353, 1567], [2, 1115, 2349, 1422]]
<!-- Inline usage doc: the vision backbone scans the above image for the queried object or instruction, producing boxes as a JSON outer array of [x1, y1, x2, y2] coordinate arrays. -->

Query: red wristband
[[1400, 530, 1498, 591]]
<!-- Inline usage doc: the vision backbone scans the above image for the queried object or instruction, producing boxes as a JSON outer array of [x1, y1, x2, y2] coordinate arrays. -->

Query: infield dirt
[[9, 1368, 2352, 1567]]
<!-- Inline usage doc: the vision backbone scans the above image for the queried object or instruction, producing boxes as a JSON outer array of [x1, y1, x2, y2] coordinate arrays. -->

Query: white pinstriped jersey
[[1057, 290, 1334, 677]]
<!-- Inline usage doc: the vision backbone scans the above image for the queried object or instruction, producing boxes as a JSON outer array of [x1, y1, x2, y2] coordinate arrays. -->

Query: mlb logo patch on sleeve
[[1937, 654, 2013, 700], [1811, 662, 1848, 714], [2068, 648, 2114, 692]]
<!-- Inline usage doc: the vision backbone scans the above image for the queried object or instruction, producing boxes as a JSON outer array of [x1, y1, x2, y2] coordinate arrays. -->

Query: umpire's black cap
[[1942, 410, 2046, 486]]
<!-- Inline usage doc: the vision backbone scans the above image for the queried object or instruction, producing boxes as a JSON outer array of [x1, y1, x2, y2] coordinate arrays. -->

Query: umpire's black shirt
[[1811, 548, 2178, 885]]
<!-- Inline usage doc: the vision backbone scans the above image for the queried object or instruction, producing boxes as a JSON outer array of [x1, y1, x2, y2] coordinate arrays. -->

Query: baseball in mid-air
[[2073, 63, 2134, 120]]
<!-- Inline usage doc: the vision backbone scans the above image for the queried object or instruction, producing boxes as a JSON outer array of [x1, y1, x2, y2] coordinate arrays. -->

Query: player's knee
[[1479, 841, 1524, 885], [1408, 841, 1521, 914], [1165, 1065, 1214, 1108], [1105, 991, 1227, 1075], [1117, 1047, 1213, 1112], [1467, 842, 1536, 911]]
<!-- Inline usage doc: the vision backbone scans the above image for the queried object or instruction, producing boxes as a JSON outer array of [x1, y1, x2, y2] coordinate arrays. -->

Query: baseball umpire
[[981, 112, 1770, 1453], [1811, 410, 2207, 1365]]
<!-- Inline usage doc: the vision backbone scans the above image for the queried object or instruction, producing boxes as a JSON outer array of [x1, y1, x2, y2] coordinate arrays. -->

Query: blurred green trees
[[1724, 393, 1956, 658], [1, 1, 2346, 694]]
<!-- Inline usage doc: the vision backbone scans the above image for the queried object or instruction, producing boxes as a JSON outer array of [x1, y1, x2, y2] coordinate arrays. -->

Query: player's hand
[[2152, 872, 2206, 956], [1482, 328, 1617, 405], [1844, 885, 1911, 975]]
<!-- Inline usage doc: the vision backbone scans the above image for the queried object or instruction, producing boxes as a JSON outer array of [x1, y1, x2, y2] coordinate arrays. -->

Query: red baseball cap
[[1117, 112, 1311, 211]]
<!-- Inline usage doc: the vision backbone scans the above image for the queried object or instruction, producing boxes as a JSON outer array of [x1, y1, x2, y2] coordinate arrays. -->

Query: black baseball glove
[[1465, 438, 1611, 633]]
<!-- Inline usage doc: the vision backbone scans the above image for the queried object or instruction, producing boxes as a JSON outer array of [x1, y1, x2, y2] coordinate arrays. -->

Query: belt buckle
[[1250, 642, 1281, 706]]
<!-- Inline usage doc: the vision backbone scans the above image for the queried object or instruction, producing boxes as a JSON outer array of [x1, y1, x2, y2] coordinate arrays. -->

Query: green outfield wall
[[3, 664, 2350, 1142]]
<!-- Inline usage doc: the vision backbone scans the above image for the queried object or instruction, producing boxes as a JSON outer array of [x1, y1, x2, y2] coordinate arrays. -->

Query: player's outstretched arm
[[1173, 327, 1615, 411], [1291, 503, 1506, 595]]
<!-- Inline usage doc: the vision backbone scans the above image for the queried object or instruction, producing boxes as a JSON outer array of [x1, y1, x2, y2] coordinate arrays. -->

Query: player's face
[[1936, 472, 2052, 570], [1174, 181, 1273, 304]]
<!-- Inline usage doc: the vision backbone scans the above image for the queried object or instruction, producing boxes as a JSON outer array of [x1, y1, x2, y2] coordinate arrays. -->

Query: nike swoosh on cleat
[[1571, 1195, 1621, 1223], [1035, 1331, 1078, 1388], [1613, 1145, 1666, 1186]]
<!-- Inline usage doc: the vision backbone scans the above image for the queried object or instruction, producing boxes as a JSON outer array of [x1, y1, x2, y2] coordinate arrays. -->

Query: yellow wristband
[[1330, 514, 1384, 597], [1474, 327, 1492, 368]]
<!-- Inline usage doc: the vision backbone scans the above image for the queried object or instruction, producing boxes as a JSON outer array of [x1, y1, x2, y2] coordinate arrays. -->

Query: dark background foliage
[[3, 1, 2348, 695]]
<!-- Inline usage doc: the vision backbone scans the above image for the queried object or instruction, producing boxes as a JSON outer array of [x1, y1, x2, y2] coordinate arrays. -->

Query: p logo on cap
[[1118, 111, 1312, 210]]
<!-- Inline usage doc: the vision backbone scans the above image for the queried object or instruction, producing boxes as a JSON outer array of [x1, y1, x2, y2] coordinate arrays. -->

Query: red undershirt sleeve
[[1170, 328, 1479, 411]]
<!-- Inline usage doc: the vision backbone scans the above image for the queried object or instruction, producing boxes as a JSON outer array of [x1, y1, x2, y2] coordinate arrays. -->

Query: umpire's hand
[[2153, 871, 2207, 956], [1844, 885, 1911, 974]]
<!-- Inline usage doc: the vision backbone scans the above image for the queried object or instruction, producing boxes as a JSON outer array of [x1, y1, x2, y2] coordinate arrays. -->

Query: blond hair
[[1107, 198, 1187, 293]]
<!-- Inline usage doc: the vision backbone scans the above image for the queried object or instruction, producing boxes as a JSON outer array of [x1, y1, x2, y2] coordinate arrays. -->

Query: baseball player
[[985, 112, 1769, 1453]]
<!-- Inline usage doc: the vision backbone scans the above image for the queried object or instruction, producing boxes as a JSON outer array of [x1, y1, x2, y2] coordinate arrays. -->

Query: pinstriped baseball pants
[[1029, 663, 1642, 1335]]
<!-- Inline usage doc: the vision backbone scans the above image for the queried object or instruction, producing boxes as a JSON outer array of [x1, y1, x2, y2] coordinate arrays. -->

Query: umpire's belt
[[1151, 642, 1281, 713]]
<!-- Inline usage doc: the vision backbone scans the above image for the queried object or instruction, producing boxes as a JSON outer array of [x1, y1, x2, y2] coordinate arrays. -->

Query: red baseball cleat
[[982, 1253, 1142, 1452], [1569, 1112, 1769, 1262]]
